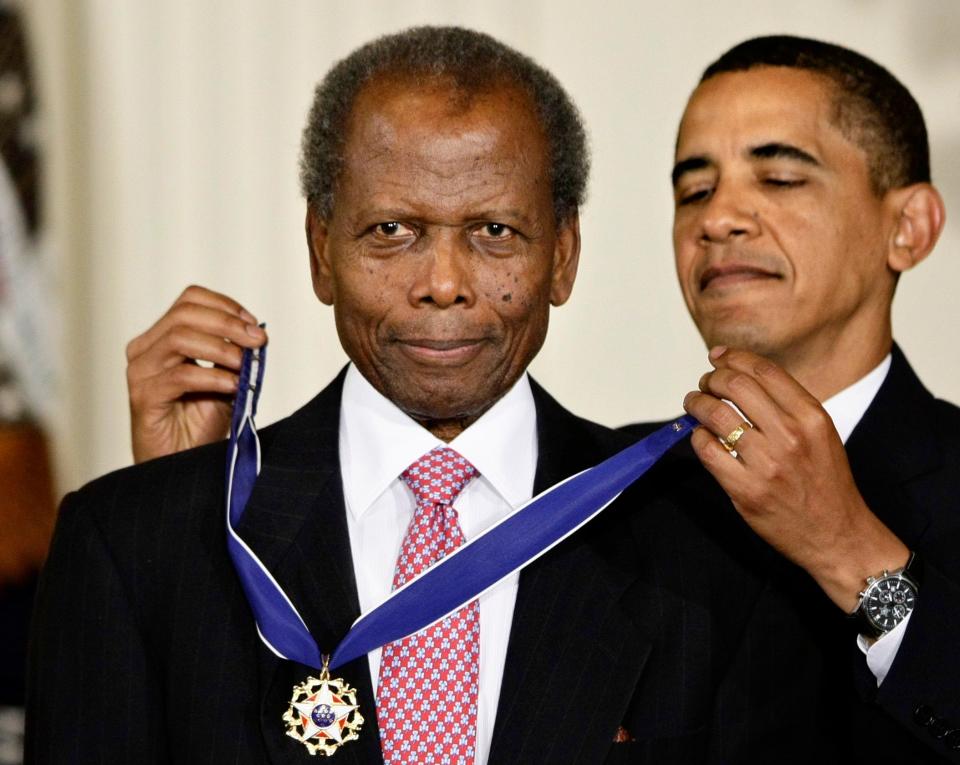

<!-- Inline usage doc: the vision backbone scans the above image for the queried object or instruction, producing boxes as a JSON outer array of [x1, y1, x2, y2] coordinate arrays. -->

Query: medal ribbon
[[226, 344, 696, 671]]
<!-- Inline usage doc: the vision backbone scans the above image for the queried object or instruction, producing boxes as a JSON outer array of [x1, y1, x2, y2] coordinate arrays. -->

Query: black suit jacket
[[27, 373, 818, 764], [623, 345, 960, 764]]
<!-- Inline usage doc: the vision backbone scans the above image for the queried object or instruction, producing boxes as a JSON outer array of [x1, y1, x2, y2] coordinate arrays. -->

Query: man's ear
[[886, 183, 946, 274], [549, 210, 581, 307], [306, 205, 334, 305]]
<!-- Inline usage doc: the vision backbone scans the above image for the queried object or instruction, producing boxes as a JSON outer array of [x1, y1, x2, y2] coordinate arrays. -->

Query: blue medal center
[[311, 703, 336, 728]]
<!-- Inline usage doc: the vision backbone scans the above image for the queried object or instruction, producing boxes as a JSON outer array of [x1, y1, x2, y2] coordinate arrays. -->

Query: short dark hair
[[700, 35, 929, 194], [299, 26, 589, 223]]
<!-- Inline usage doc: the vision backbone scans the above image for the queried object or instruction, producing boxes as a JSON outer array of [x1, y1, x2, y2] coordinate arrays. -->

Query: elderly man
[[27, 27, 794, 765], [115, 34, 960, 764]]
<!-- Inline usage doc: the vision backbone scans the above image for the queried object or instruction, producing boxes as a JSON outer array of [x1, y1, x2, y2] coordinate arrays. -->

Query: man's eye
[[476, 222, 513, 239], [677, 188, 711, 206], [764, 178, 805, 188], [372, 222, 414, 237]]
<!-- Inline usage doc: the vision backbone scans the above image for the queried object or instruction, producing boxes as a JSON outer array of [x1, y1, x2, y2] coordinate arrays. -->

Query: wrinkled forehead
[[345, 72, 544, 156], [336, 74, 551, 208]]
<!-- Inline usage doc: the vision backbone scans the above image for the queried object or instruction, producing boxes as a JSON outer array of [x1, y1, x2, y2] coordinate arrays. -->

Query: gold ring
[[721, 424, 749, 452]]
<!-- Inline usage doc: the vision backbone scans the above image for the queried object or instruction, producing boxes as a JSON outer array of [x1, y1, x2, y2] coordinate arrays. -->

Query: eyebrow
[[671, 156, 711, 188], [750, 142, 821, 166], [671, 142, 821, 187]]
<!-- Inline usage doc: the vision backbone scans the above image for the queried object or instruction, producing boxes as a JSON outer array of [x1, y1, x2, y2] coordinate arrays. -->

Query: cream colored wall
[[24, 0, 960, 491]]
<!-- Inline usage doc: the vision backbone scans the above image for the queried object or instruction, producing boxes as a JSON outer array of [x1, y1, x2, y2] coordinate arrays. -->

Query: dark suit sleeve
[[870, 561, 960, 761], [26, 491, 168, 764]]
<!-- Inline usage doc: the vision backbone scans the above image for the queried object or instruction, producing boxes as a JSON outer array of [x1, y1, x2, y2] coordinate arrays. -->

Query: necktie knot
[[401, 447, 478, 507]]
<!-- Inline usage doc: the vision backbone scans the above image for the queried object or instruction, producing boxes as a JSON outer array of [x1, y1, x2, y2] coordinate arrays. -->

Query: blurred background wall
[[20, 0, 960, 492]]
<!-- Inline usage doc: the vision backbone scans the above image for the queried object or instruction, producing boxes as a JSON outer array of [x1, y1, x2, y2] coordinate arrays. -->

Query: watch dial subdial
[[865, 577, 916, 632]]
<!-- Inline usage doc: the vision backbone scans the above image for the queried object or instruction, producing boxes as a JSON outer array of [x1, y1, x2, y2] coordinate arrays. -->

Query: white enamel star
[[291, 681, 358, 743], [284, 671, 365, 755]]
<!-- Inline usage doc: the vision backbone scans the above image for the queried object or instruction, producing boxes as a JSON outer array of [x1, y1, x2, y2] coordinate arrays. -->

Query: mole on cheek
[[501, 293, 512, 302]]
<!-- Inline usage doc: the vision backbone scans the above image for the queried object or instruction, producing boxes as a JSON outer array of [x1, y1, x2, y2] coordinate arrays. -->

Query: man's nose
[[699, 181, 760, 243], [409, 231, 476, 308]]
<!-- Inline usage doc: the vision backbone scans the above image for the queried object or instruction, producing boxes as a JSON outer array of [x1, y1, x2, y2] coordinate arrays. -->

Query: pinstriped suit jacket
[[26, 372, 812, 764]]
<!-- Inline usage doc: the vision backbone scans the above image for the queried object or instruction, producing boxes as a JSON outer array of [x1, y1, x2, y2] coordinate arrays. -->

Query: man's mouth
[[396, 338, 487, 364], [699, 264, 782, 293]]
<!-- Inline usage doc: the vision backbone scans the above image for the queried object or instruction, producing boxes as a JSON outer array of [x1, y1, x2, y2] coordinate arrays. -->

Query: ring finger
[[683, 390, 760, 460]]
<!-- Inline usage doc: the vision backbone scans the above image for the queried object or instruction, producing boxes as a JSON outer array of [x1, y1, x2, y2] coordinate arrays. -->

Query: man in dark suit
[[27, 27, 805, 764], [114, 35, 960, 763], [664, 37, 959, 763]]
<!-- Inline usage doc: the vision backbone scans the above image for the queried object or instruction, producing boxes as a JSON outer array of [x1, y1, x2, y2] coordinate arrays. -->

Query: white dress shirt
[[820, 353, 908, 685], [338, 364, 537, 765]]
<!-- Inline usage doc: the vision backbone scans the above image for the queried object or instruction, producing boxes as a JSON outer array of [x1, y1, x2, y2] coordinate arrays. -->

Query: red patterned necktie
[[376, 447, 480, 764]]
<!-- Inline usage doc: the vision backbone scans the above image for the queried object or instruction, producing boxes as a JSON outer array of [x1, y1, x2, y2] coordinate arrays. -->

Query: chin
[[702, 322, 779, 357], [392, 385, 491, 424]]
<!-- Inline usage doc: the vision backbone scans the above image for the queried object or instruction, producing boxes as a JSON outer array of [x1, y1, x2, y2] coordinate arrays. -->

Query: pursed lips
[[698, 263, 783, 293], [395, 337, 488, 363]]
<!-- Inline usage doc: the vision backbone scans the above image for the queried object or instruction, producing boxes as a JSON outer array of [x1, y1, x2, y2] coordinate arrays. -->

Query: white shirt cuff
[[857, 612, 912, 686]]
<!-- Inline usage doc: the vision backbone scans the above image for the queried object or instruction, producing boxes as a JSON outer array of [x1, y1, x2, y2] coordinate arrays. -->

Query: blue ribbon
[[226, 344, 696, 671]]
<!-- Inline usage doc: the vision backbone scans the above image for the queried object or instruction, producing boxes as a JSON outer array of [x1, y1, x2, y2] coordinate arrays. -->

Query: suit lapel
[[489, 382, 652, 764], [845, 345, 942, 546], [233, 370, 383, 763], [233, 373, 666, 762]]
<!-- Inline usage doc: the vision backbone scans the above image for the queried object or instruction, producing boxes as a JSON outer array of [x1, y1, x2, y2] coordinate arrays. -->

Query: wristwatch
[[852, 552, 921, 639]]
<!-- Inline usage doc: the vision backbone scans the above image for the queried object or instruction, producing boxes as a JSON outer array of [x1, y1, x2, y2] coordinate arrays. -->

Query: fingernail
[[240, 309, 257, 324], [683, 391, 695, 408], [709, 345, 727, 360], [246, 323, 266, 339]]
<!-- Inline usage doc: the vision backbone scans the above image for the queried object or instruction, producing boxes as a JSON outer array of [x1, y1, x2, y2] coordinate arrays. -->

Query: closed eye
[[764, 178, 805, 188], [676, 187, 713, 206]]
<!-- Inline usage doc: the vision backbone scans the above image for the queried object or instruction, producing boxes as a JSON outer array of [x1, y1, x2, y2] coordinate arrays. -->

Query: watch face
[[864, 576, 917, 632]]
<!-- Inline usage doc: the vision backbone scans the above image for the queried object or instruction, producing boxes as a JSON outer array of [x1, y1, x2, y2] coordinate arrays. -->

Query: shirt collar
[[339, 364, 538, 520], [822, 353, 892, 444]]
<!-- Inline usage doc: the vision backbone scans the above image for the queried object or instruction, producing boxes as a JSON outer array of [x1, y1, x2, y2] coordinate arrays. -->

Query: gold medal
[[283, 657, 364, 756]]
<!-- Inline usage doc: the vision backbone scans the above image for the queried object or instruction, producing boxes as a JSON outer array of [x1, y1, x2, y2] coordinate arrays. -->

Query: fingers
[[689, 423, 746, 465], [126, 285, 266, 362], [684, 346, 846, 507], [688, 419, 751, 489], [707, 346, 818, 411], [696, 366, 791, 444], [127, 325, 247, 387], [702, 347, 836, 447], [126, 286, 266, 419], [132, 363, 239, 412], [684, 389, 749, 442], [125, 286, 258, 463]]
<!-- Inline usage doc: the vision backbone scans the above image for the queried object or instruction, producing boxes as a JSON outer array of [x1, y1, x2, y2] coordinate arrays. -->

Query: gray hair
[[299, 26, 589, 223]]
